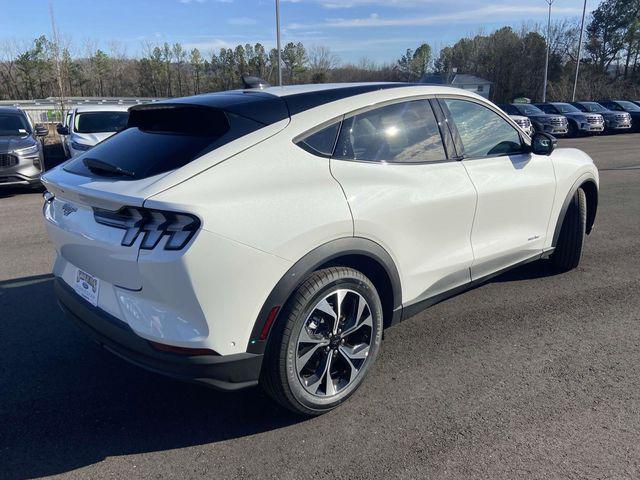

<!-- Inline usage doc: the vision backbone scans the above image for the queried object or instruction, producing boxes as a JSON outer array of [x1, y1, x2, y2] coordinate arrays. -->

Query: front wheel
[[551, 187, 587, 272], [261, 267, 383, 415]]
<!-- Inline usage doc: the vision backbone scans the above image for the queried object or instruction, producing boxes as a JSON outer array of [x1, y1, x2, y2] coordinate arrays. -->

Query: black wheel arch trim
[[552, 174, 598, 247], [246, 237, 402, 354]]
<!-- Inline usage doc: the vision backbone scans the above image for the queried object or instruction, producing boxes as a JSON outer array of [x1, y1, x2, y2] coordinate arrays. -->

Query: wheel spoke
[[325, 358, 337, 396], [296, 343, 325, 373], [334, 290, 348, 334], [306, 351, 332, 395], [342, 313, 373, 337], [338, 346, 358, 383], [340, 343, 370, 361], [298, 325, 327, 345], [314, 298, 337, 320]]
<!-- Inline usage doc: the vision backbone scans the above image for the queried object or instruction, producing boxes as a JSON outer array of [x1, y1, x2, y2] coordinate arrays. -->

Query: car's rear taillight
[[93, 206, 200, 250]]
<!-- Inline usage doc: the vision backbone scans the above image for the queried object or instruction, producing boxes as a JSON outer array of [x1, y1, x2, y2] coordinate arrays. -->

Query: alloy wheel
[[295, 289, 374, 397]]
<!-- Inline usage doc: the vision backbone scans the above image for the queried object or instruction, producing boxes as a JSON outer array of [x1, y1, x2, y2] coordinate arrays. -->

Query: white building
[[420, 73, 492, 99]]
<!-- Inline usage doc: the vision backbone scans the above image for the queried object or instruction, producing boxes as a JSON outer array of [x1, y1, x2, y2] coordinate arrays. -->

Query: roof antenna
[[242, 75, 271, 90]]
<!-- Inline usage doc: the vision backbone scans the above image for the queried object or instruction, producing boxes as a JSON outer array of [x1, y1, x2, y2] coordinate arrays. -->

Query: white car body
[[61, 105, 130, 158], [41, 83, 599, 405]]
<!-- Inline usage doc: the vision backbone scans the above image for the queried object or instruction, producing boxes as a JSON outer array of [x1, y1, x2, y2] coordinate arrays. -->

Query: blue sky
[[0, 0, 595, 63]]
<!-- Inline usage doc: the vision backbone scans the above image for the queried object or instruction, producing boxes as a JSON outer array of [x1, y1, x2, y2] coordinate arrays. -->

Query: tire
[[551, 187, 587, 272], [261, 267, 383, 416]]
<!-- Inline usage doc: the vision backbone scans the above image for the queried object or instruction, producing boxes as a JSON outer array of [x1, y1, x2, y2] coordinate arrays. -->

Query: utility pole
[[542, 0, 554, 102], [572, 0, 588, 102], [275, 0, 282, 86]]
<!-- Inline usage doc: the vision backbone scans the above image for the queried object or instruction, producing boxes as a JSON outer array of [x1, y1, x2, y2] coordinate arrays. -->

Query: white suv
[[42, 83, 599, 415], [56, 105, 129, 158]]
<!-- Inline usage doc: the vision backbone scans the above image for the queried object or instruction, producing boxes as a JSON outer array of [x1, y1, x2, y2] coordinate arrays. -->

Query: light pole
[[572, 0, 588, 101], [275, 0, 282, 86], [542, 0, 555, 102]]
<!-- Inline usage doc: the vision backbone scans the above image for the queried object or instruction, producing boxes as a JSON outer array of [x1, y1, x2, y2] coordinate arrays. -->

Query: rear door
[[439, 97, 556, 279], [328, 98, 477, 305]]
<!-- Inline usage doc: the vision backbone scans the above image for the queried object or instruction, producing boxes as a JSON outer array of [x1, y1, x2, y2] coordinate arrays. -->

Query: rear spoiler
[[128, 91, 290, 127]]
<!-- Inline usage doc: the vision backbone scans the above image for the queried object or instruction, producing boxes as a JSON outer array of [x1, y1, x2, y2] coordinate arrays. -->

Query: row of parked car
[[500, 100, 640, 137]]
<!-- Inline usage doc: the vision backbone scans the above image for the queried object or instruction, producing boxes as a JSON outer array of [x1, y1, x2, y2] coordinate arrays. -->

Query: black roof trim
[[129, 91, 289, 126], [282, 83, 416, 116], [128, 83, 422, 125]]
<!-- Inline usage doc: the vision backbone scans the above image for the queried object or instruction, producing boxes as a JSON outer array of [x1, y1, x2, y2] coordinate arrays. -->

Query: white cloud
[[228, 17, 258, 25], [288, 5, 583, 29], [182, 38, 235, 51]]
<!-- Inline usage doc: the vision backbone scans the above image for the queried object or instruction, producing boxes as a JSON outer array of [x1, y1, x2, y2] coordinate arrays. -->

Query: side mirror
[[531, 132, 557, 156], [35, 124, 49, 137], [56, 123, 69, 136]]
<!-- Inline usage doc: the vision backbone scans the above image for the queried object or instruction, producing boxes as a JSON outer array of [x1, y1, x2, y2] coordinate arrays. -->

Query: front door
[[329, 98, 477, 304], [440, 97, 556, 279]]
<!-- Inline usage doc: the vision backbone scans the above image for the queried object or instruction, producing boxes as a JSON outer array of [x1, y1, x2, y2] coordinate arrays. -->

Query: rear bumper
[[54, 277, 263, 391]]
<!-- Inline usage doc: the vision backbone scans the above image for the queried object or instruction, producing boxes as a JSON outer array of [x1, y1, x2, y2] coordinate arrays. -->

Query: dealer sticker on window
[[74, 269, 99, 306]]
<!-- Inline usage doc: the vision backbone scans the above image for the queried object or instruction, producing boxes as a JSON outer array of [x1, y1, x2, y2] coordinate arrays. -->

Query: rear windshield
[[0, 113, 31, 136], [75, 111, 129, 133], [63, 105, 263, 180]]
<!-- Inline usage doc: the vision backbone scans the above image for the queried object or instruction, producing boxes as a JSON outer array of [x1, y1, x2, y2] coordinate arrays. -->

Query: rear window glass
[[63, 106, 263, 180], [75, 111, 129, 133]]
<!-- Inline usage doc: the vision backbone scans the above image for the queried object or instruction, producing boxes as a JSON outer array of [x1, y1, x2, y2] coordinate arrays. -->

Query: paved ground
[[1, 134, 639, 479]]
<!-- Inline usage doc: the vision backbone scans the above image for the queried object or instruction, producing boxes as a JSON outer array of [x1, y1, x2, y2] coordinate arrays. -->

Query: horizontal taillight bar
[[93, 206, 200, 251]]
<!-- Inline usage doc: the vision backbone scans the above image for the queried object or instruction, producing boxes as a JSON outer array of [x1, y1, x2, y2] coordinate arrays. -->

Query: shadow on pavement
[[0, 274, 304, 480]]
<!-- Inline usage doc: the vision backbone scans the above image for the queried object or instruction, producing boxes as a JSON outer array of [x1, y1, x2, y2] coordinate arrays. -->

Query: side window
[[334, 100, 446, 163], [443, 99, 523, 158], [295, 122, 340, 157]]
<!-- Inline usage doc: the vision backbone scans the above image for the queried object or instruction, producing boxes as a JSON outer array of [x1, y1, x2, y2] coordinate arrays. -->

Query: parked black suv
[[597, 101, 640, 132], [0, 107, 48, 187], [498, 103, 569, 136], [571, 101, 632, 133], [534, 102, 604, 136]]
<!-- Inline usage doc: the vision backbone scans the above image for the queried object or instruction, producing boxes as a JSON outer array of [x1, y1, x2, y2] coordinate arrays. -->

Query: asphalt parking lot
[[1, 134, 639, 479]]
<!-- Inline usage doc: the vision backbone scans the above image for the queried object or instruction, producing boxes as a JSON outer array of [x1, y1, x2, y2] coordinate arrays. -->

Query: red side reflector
[[260, 306, 281, 341], [149, 341, 219, 356]]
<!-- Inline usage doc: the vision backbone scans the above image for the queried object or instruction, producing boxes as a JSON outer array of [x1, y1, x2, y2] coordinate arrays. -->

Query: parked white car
[[56, 105, 129, 158], [42, 83, 599, 415]]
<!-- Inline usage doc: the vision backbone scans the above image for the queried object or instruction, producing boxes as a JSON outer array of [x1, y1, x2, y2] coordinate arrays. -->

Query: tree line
[[0, 0, 638, 104]]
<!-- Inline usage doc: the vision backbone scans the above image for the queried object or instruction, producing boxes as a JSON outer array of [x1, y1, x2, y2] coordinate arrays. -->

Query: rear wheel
[[551, 187, 587, 272], [261, 267, 383, 415]]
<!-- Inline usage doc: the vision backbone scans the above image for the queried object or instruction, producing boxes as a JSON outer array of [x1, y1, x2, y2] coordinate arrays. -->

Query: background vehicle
[[56, 105, 129, 157], [508, 114, 534, 136], [59, 109, 73, 158], [498, 103, 569, 136], [571, 101, 632, 133], [42, 83, 598, 415], [0, 106, 47, 187], [597, 100, 640, 132], [534, 102, 604, 136]]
